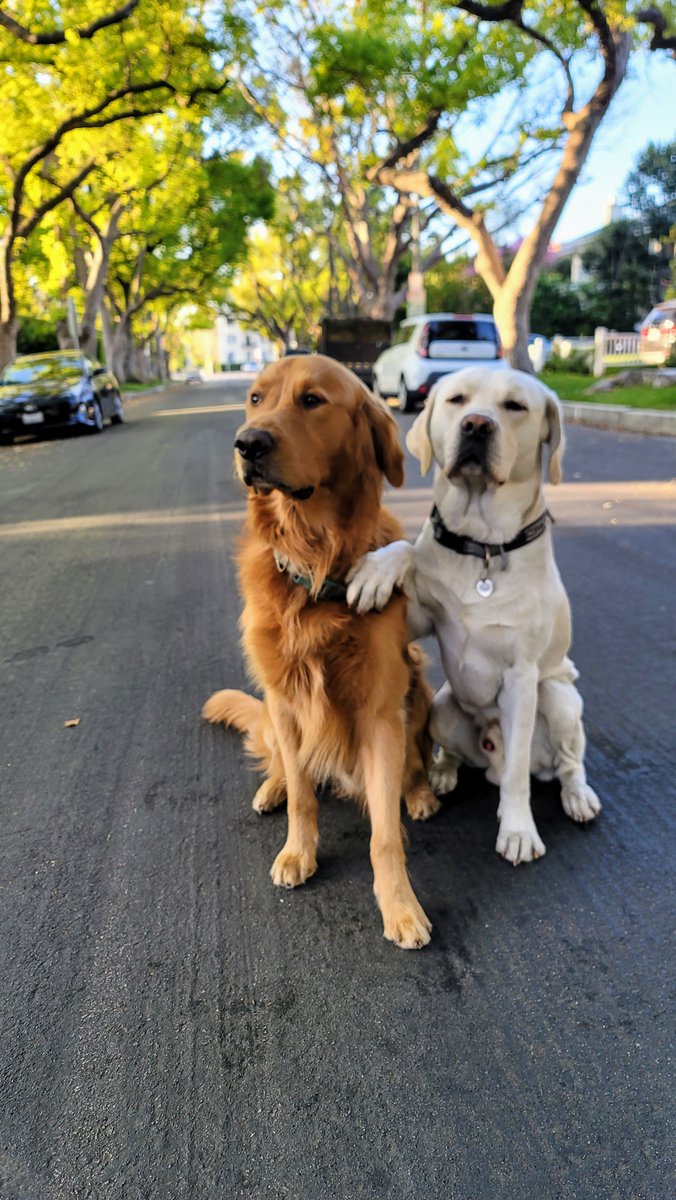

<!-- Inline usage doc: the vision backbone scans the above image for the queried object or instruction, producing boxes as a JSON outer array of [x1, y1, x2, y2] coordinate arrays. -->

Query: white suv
[[372, 313, 505, 411]]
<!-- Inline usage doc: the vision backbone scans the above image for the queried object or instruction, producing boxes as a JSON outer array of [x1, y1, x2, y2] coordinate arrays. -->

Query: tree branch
[[17, 159, 97, 239], [0, 1, 138, 46], [637, 6, 676, 53]]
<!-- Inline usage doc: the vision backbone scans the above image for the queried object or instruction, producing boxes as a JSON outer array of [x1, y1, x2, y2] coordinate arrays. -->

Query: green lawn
[[120, 380, 165, 393], [542, 371, 676, 411]]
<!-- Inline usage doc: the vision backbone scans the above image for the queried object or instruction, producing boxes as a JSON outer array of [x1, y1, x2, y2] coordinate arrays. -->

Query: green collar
[[273, 550, 348, 603]]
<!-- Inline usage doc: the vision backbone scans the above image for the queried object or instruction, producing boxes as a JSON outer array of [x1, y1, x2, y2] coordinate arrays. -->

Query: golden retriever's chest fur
[[239, 544, 410, 789]]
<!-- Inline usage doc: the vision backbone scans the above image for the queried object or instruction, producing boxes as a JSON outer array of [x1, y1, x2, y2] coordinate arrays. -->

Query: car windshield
[[1, 356, 84, 384], [427, 320, 496, 343]]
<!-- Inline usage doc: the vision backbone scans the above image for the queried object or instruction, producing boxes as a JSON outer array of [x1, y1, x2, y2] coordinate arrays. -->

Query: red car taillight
[[417, 324, 431, 358]]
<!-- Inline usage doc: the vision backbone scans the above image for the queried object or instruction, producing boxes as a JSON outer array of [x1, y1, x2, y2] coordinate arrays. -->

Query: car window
[[0, 356, 85, 384], [644, 306, 676, 327], [426, 320, 497, 343]]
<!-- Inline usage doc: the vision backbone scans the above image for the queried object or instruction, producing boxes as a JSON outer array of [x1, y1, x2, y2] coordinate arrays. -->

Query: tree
[[278, 0, 674, 369], [0, 0, 245, 367], [229, 188, 341, 350], [423, 255, 493, 315], [101, 154, 273, 379], [237, 1, 525, 320], [530, 270, 587, 337], [625, 140, 676, 235], [580, 218, 667, 327]]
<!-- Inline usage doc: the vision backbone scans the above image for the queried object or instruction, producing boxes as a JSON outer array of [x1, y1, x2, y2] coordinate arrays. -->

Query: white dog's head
[[406, 367, 565, 488]]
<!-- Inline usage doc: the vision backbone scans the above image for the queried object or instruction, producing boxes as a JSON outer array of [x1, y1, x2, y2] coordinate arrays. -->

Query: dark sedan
[[0, 351, 124, 444]]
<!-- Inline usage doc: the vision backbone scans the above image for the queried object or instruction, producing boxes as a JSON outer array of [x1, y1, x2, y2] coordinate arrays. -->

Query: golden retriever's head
[[407, 367, 564, 488], [234, 355, 404, 502]]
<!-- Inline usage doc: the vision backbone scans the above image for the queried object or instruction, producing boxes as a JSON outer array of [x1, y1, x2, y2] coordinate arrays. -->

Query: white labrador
[[347, 366, 600, 864]]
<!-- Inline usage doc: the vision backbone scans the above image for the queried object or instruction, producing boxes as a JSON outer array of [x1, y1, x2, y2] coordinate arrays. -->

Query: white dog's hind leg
[[496, 665, 546, 864], [428, 683, 484, 794], [538, 678, 601, 823]]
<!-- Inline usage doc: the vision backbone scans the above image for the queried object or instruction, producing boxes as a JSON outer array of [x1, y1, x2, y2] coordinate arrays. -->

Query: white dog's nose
[[461, 413, 495, 440]]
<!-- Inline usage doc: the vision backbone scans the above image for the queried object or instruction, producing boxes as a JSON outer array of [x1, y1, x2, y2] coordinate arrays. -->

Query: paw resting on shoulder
[[346, 540, 414, 613]]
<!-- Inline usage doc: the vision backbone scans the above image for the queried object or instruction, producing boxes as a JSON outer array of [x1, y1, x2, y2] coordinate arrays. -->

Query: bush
[[17, 316, 59, 354], [546, 350, 592, 375]]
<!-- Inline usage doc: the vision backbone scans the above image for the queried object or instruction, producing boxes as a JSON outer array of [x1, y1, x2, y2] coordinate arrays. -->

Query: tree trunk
[[493, 280, 537, 373], [101, 300, 116, 373], [0, 317, 18, 370], [111, 317, 131, 382], [0, 238, 17, 369], [78, 202, 125, 359]]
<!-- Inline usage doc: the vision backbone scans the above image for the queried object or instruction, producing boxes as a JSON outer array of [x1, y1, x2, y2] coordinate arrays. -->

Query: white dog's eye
[[503, 399, 527, 412], [446, 394, 465, 405]]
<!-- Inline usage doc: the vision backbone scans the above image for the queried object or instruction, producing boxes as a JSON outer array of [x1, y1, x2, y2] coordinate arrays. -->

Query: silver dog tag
[[476, 578, 494, 598]]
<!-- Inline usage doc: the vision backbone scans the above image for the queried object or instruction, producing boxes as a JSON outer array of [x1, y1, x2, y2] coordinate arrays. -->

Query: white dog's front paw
[[496, 817, 546, 865], [346, 541, 413, 614], [429, 752, 459, 796], [561, 783, 601, 823]]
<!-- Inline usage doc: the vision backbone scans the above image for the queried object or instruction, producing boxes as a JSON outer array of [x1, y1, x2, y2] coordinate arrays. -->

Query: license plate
[[22, 412, 44, 425]]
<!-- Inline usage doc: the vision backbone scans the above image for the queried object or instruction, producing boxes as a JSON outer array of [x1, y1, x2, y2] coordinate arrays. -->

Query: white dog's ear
[[543, 389, 565, 484], [406, 398, 434, 475]]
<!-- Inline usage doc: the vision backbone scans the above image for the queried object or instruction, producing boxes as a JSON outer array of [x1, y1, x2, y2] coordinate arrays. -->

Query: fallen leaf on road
[[64, 718, 81, 728]]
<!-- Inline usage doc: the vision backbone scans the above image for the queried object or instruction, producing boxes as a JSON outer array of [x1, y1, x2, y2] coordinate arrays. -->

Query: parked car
[[174, 366, 203, 383], [372, 313, 505, 412], [0, 351, 123, 444], [639, 301, 676, 366]]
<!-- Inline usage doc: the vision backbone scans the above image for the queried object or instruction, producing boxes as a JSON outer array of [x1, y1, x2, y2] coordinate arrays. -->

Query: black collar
[[430, 505, 552, 561]]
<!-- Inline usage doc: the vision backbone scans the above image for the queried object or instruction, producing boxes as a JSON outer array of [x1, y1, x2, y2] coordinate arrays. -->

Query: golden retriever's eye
[[503, 399, 527, 412], [446, 394, 464, 405], [250, 393, 262, 406], [300, 393, 325, 409]]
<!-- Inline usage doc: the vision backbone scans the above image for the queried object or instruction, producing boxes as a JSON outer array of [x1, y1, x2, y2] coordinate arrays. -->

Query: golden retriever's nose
[[461, 414, 495, 440], [235, 428, 275, 461]]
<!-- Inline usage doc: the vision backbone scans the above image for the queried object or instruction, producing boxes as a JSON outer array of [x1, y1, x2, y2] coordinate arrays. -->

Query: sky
[[552, 54, 675, 244]]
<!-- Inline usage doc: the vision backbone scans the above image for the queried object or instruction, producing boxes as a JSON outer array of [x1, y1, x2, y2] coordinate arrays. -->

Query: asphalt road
[[1, 377, 674, 1200]]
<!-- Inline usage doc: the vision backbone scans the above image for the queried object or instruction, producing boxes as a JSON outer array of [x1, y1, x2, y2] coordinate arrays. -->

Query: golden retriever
[[203, 355, 437, 949]]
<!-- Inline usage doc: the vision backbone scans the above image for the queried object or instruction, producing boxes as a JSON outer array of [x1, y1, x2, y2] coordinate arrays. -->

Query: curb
[[562, 400, 676, 437], [120, 382, 180, 401]]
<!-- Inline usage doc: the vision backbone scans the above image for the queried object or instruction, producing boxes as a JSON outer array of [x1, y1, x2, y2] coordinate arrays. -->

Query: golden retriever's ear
[[406, 399, 434, 475], [363, 392, 405, 487], [543, 388, 565, 484]]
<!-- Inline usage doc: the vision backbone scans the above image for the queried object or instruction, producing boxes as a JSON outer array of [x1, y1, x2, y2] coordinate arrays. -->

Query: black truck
[[319, 317, 392, 388]]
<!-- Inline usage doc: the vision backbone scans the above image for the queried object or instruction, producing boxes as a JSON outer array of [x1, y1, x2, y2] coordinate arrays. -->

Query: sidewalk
[[561, 400, 676, 436]]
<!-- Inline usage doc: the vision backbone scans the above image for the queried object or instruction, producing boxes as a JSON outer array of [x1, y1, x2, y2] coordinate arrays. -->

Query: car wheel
[[87, 399, 104, 433], [0, 431, 13, 446], [398, 376, 417, 413], [110, 392, 125, 425]]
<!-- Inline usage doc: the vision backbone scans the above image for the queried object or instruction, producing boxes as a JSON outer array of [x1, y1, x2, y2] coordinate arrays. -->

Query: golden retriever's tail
[[202, 689, 263, 733], [202, 689, 271, 770]]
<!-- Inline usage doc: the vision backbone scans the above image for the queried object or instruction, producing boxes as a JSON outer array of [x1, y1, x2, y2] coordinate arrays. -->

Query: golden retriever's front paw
[[405, 783, 441, 821], [270, 846, 317, 888], [252, 779, 286, 814], [381, 897, 432, 950]]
